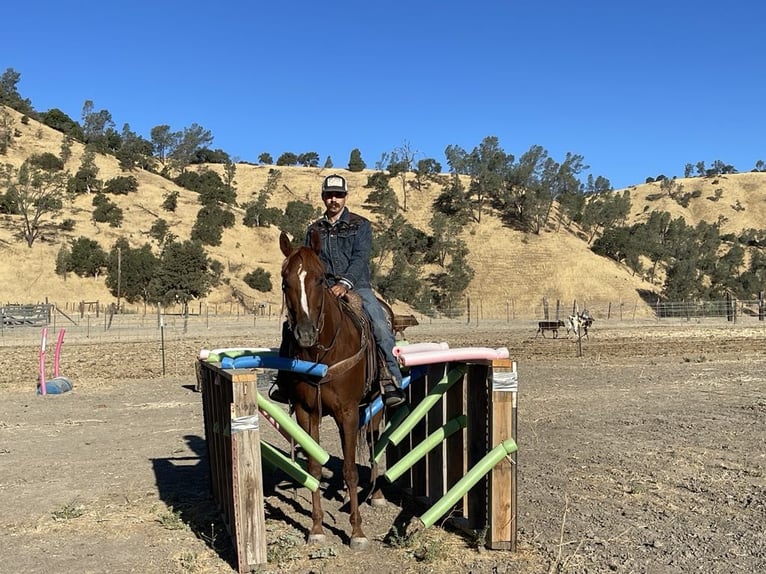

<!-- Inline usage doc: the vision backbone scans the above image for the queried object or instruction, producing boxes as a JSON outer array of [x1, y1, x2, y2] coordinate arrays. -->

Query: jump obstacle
[[196, 344, 518, 573], [38, 327, 72, 395]]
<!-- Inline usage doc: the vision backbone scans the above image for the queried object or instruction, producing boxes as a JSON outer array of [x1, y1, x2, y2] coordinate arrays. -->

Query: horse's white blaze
[[298, 264, 310, 317]]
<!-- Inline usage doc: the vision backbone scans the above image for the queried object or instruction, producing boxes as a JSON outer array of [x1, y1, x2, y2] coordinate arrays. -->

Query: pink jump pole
[[39, 327, 48, 395], [53, 328, 66, 377]]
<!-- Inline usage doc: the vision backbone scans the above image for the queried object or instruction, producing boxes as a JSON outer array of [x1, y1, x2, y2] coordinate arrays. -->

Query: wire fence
[[2, 297, 764, 348]]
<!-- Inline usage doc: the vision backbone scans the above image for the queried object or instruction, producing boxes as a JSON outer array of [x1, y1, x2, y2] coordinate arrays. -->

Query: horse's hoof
[[370, 497, 387, 507], [307, 533, 326, 545], [350, 536, 370, 550]]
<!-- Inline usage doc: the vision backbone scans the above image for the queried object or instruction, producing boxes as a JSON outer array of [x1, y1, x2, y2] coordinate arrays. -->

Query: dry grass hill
[[2, 105, 765, 320]]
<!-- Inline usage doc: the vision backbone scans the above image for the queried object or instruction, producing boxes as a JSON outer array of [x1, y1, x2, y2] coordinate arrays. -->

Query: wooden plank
[[231, 375, 267, 570], [489, 359, 518, 550]]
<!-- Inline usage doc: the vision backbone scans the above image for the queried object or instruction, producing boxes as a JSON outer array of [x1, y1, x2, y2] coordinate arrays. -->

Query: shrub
[[149, 219, 169, 243], [58, 218, 76, 231], [92, 194, 124, 227], [28, 152, 65, 171], [104, 175, 138, 195], [243, 268, 272, 292], [161, 190, 179, 212]]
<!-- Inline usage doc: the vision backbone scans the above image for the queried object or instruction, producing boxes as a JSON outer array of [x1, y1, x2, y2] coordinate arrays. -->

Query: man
[[274, 174, 406, 408]]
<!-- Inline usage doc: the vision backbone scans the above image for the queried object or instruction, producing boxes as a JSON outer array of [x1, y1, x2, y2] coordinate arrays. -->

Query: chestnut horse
[[278, 229, 381, 549]]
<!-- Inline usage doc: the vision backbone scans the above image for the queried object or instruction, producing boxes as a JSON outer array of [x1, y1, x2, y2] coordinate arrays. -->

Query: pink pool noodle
[[393, 342, 449, 357], [397, 347, 510, 367], [54, 329, 66, 377]]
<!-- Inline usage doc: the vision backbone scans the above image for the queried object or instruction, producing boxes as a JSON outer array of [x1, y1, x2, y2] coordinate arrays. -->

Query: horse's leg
[[368, 411, 387, 507], [295, 405, 325, 544], [338, 410, 368, 549]]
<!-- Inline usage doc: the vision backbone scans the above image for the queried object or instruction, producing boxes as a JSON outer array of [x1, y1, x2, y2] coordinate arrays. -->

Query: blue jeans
[[356, 287, 403, 386]]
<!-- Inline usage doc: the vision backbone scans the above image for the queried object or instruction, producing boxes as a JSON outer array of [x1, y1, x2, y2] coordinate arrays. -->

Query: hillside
[[3, 105, 765, 319]]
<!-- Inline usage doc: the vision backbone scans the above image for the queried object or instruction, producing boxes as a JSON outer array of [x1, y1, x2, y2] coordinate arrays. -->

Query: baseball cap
[[321, 174, 348, 194]]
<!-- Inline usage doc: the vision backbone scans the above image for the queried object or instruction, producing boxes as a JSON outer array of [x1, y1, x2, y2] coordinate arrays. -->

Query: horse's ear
[[279, 231, 293, 257], [308, 228, 321, 254]]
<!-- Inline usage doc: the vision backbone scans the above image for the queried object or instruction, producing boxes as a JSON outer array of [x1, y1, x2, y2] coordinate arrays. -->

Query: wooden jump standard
[[196, 355, 518, 572]]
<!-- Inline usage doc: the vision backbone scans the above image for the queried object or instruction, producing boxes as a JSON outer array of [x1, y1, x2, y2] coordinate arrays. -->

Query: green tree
[[103, 175, 138, 195], [0, 68, 34, 115], [92, 194, 124, 227], [168, 123, 213, 173], [68, 149, 101, 195], [324, 156, 333, 168], [40, 109, 84, 141], [1, 160, 67, 246], [117, 123, 154, 171], [429, 241, 474, 316], [59, 135, 74, 164], [68, 236, 108, 277], [432, 173, 472, 225], [55, 245, 71, 277], [150, 124, 178, 166], [0, 108, 15, 154], [81, 100, 116, 153], [105, 239, 159, 303], [385, 142, 417, 210], [298, 152, 320, 167], [280, 201, 322, 246], [161, 190, 179, 212], [191, 204, 235, 246], [258, 152, 273, 165], [149, 240, 214, 308], [348, 148, 366, 171], [581, 187, 630, 244], [149, 218, 172, 245], [242, 169, 282, 228], [466, 136, 512, 223], [28, 153, 65, 171], [413, 158, 442, 190], [276, 152, 299, 166]]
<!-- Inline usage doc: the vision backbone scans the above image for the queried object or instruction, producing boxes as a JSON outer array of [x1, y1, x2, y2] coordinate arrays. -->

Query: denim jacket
[[305, 208, 372, 290]]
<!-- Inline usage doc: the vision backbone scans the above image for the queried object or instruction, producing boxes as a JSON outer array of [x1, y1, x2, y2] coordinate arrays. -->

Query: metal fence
[[1, 297, 764, 348]]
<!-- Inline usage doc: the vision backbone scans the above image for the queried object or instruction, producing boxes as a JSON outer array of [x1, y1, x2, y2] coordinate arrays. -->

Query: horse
[[277, 229, 383, 549]]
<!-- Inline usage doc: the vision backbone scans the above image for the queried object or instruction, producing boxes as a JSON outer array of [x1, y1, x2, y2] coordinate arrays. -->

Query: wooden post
[[489, 358, 518, 550], [198, 362, 267, 571]]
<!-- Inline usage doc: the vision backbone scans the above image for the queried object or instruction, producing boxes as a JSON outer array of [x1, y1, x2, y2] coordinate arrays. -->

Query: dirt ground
[[1, 320, 764, 574]]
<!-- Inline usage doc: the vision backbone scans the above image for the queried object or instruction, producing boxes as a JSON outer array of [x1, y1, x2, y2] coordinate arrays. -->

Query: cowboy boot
[[378, 354, 405, 408]]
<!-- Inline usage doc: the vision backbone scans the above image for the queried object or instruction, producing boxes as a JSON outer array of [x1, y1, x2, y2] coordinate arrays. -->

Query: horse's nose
[[294, 322, 319, 347]]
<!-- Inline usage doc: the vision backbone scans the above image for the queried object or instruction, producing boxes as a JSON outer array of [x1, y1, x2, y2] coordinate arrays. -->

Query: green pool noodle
[[387, 365, 466, 447], [418, 437, 518, 529], [384, 415, 467, 482], [206, 348, 278, 363], [257, 393, 330, 465], [261, 441, 319, 492], [372, 405, 412, 463]]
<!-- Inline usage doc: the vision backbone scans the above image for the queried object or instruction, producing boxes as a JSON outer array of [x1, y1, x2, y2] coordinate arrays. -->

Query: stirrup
[[383, 383, 405, 408]]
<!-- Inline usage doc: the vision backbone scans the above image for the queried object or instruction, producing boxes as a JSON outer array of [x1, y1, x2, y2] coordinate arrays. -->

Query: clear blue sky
[[4, 1, 765, 189]]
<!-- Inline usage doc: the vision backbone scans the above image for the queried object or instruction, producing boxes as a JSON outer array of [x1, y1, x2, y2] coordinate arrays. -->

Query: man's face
[[322, 191, 347, 218]]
